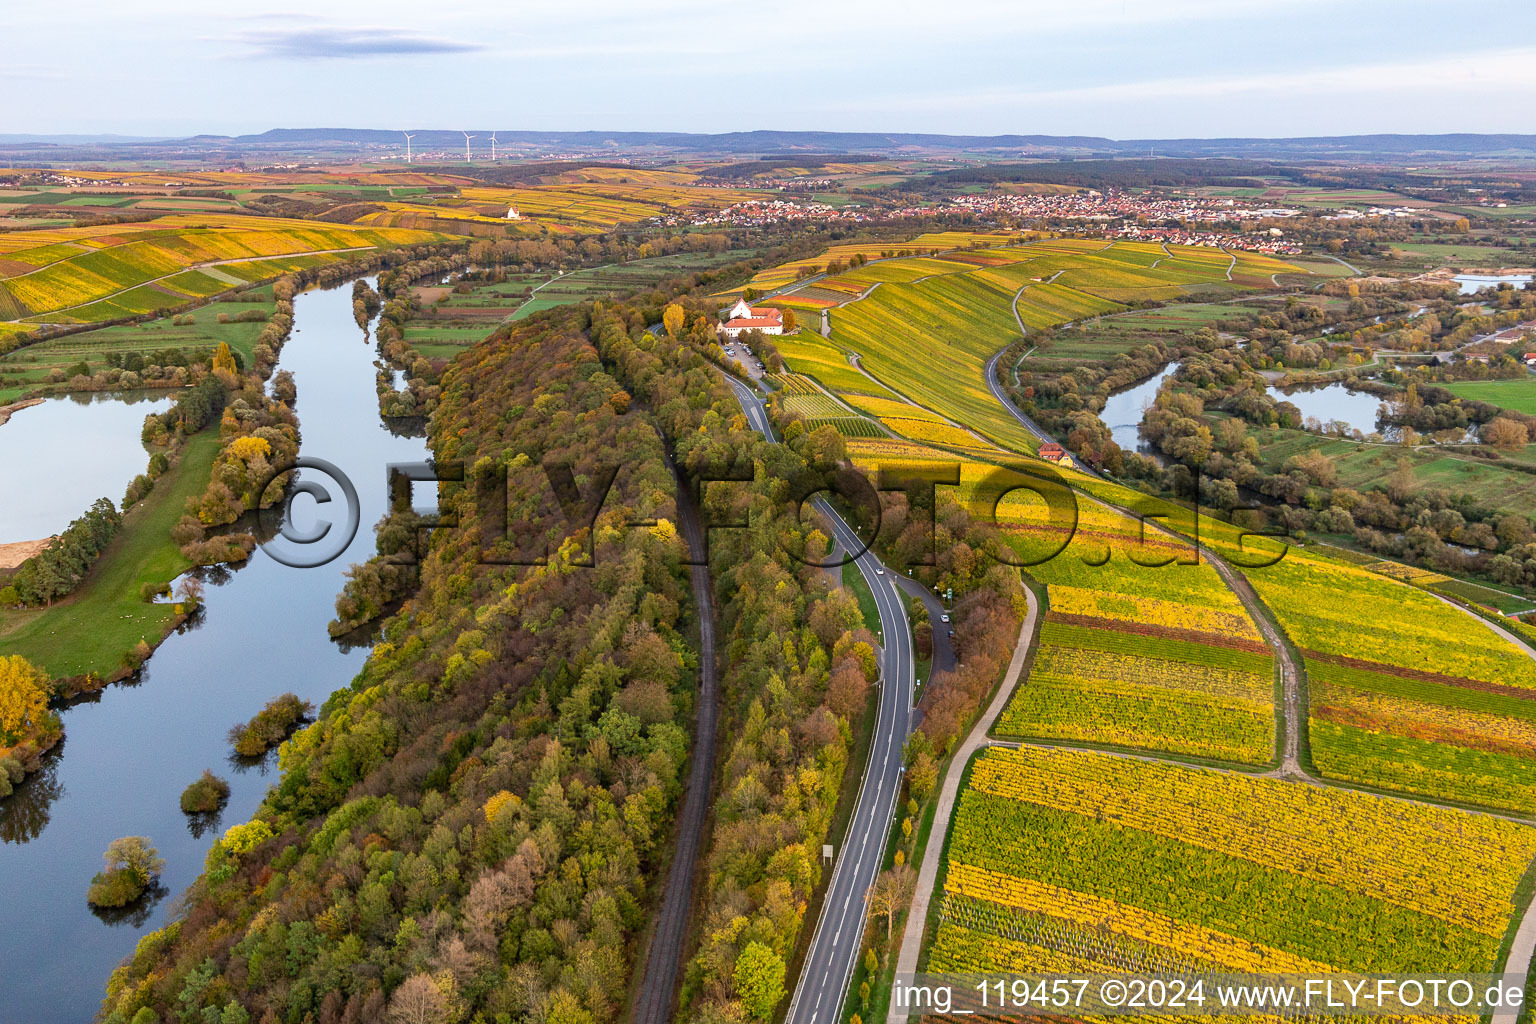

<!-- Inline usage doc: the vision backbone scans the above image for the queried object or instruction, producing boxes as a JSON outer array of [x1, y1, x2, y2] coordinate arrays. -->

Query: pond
[[1454, 274, 1534, 295], [1100, 362, 1181, 452], [0, 391, 176, 545], [0, 280, 431, 1024], [1267, 379, 1388, 436]]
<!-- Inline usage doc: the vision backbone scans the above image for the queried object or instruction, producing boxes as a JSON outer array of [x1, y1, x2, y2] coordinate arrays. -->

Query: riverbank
[[0, 396, 43, 426], [0, 428, 219, 682]]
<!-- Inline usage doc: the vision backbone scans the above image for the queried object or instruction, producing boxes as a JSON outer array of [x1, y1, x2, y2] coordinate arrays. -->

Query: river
[[0, 280, 429, 1024], [1100, 362, 1180, 452], [0, 391, 175, 545]]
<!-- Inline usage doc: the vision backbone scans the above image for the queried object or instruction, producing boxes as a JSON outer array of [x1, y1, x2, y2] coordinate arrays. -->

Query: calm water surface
[[1455, 274, 1533, 295], [1100, 362, 1181, 452], [0, 280, 428, 1024], [0, 392, 175, 544], [1267, 380, 1387, 435]]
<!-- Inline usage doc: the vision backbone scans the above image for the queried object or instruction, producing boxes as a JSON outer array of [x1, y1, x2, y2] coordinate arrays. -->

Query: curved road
[[630, 453, 720, 1024], [722, 373, 916, 1024]]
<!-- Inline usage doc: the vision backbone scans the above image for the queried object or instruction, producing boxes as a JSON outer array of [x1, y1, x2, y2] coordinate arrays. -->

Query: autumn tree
[[810, 590, 863, 649], [866, 864, 916, 942], [1484, 417, 1529, 450], [212, 341, 238, 377], [0, 655, 50, 743], [87, 836, 165, 907], [733, 941, 787, 1021], [388, 972, 451, 1024], [662, 302, 685, 339]]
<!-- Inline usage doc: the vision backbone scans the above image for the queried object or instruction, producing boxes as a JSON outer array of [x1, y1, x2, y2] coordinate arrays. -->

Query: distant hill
[[1, 128, 1533, 164]]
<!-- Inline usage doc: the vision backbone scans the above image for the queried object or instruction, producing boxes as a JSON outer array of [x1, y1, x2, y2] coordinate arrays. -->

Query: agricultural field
[[353, 175, 767, 236], [1241, 546, 1536, 812], [0, 214, 443, 325], [767, 373, 881, 437], [1033, 300, 1261, 365], [0, 288, 276, 402], [929, 746, 1536, 982], [993, 496, 1277, 764], [758, 236, 1301, 457], [839, 433, 1275, 762]]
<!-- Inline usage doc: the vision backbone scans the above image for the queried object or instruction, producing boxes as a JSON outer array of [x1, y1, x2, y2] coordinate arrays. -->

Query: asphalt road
[[722, 373, 916, 1024]]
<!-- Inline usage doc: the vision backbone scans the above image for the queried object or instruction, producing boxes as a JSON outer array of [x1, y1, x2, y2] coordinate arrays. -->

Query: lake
[[1267, 380, 1387, 435], [1100, 362, 1180, 452], [0, 391, 176, 545], [1455, 274, 1534, 295], [0, 279, 430, 1024]]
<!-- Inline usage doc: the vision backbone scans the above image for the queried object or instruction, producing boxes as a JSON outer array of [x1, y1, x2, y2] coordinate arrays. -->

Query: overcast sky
[[6, 0, 1534, 139]]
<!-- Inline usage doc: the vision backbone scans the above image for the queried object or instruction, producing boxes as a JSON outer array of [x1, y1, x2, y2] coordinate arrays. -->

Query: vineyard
[[994, 499, 1277, 765], [835, 430, 1276, 762], [1241, 547, 1536, 812], [751, 236, 1303, 461], [355, 176, 767, 236], [0, 215, 444, 324], [930, 747, 1536, 986]]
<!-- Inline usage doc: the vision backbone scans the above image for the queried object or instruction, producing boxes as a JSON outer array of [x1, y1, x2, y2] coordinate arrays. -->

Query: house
[[718, 297, 783, 338], [1038, 442, 1075, 469], [505, 206, 521, 220], [1524, 352, 1536, 366]]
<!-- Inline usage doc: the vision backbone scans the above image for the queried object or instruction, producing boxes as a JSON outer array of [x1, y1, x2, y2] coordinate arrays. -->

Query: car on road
[[940, 614, 950, 623], [875, 568, 885, 575]]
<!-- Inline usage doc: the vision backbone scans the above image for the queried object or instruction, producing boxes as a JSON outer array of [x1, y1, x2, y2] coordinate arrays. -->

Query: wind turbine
[[462, 131, 477, 164], [489, 131, 498, 162], [402, 131, 416, 164]]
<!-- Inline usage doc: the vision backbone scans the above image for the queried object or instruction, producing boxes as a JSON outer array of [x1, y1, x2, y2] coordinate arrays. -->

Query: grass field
[[1444, 378, 1536, 414], [0, 288, 274, 402], [0, 428, 217, 679], [1250, 426, 1536, 520]]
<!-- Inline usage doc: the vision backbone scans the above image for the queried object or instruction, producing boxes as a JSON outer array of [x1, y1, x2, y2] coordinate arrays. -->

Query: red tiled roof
[[724, 316, 781, 329]]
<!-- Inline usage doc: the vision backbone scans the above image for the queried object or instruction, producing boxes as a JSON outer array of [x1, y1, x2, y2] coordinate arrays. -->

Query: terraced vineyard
[[840, 428, 1276, 763], [0, 214, 443, 326], [1242, 546, 1536, 813], [760, 236, 1302, 460], [930, 746, 1536, 982]]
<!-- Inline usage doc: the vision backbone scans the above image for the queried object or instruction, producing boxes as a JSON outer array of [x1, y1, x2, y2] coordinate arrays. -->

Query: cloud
[[229, 25, 485, 59], [844, 46, 1536, 118]]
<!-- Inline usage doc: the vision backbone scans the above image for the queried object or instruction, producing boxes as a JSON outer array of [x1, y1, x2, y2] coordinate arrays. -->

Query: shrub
[[86, 836, 164, 908], [227, 693, 313, 757], [180, 770, 230, 814], [0, 755, 23, 799]]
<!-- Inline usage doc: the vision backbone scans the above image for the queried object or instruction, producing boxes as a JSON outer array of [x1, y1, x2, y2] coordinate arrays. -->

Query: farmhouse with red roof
[[718, 297, 783, 339], [1038, 442, 1076, 469]]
